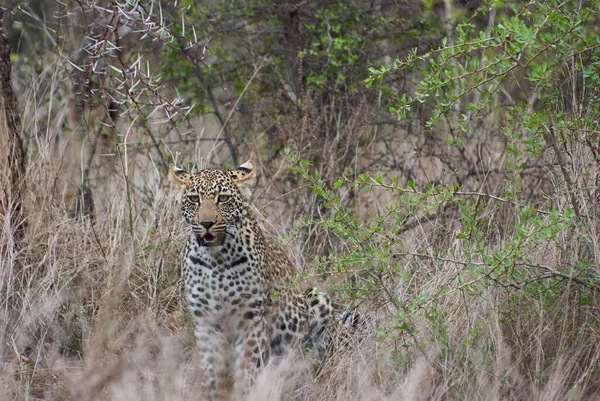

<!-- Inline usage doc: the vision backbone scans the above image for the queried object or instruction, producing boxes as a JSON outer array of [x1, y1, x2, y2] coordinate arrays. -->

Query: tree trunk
[[0, 7, 26, 242]]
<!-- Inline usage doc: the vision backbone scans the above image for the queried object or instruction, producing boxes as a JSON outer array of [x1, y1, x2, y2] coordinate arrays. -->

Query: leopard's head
[[169, 161, 256, 246]]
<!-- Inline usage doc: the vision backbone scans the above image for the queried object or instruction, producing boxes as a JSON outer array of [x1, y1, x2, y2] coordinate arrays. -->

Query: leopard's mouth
[[196, 232, 223, 247]]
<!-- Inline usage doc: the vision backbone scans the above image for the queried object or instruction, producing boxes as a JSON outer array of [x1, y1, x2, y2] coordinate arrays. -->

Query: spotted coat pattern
[[169, 161, 333, 401]]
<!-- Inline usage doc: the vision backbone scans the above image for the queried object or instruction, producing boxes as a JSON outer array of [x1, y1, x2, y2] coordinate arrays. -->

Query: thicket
[[1, 0, 600, 400]]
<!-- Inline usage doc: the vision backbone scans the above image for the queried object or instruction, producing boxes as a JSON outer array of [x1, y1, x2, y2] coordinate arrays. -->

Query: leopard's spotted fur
[[169, 161, 335, 401]]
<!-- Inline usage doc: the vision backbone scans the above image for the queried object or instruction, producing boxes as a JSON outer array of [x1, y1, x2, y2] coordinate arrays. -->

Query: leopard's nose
[[200, 221, 215, 230]]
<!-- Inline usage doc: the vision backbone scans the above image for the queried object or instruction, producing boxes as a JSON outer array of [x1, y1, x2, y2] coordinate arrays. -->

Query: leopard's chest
[[182, 237, 265, 323]]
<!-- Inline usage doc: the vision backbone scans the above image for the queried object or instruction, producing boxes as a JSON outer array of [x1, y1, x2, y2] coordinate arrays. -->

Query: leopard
[[169, 160, 340, 401]]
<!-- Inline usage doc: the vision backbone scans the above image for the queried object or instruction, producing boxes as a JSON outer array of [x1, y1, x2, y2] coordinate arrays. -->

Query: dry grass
[[2, 140, 599, 400]]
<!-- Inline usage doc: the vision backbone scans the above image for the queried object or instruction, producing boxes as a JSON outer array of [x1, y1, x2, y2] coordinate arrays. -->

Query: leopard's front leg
[[194, 320, 233, 401], [232, 318, 269, 401]]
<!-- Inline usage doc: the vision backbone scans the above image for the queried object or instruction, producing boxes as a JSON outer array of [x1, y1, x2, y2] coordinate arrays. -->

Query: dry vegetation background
[[1, 0, 600, 400]]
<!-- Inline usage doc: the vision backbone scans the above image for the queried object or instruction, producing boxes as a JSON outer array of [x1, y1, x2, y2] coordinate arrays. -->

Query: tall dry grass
[[2, 108, 599, 400]]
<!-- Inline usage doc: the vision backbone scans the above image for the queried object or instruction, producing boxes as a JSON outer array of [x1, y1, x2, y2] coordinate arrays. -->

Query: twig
[[394, 251, 599, 291], [213, 57, 266, 153], [544, 124, 581, 220], [345, 177, 552, 215], [179, 44, 239, 166]]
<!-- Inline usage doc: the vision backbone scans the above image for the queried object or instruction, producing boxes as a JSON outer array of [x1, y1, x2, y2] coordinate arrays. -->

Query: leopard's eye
[[187, 194, 200, 203], [218, 194, 231, 203]]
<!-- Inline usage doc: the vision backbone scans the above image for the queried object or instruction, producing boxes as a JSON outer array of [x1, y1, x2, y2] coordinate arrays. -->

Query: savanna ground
[[1, 1, 600, 400]]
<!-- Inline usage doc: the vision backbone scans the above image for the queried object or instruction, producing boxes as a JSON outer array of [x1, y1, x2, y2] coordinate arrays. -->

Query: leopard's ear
[[169, 164, 192, 187], [231, 160, 256, 199]]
